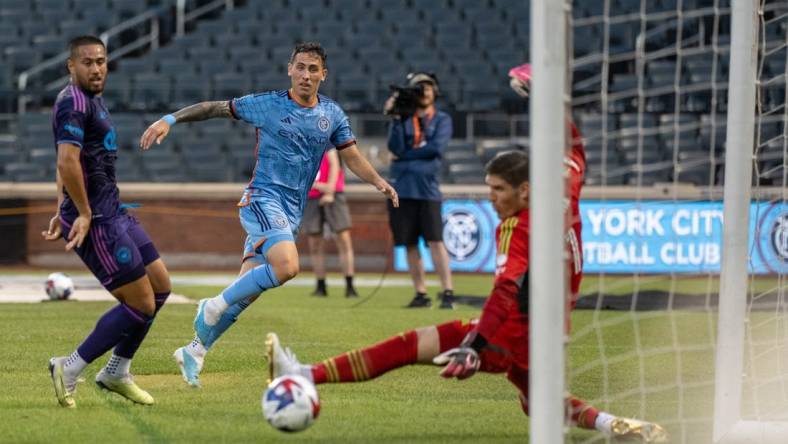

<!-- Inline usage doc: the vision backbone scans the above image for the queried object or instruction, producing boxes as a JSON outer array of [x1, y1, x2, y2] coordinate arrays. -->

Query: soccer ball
[[45, 272, 74, 301], [262, 375, 320, 432]]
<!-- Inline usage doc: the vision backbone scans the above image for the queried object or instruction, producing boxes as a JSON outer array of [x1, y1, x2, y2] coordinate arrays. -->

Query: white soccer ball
[[262, 375, 320, 432], [45, 272, 74, 301]]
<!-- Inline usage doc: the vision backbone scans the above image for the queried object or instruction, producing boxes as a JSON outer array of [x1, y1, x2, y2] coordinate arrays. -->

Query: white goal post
[[529, 0, 569, 443], [529, 0, 788, 442], [713, 0, 788, 443]]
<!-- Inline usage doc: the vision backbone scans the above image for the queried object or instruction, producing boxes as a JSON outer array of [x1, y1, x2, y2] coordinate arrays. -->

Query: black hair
[[68, 35, 105, 58], [485, 150, 529, 187], [290, 41, 327, 68]]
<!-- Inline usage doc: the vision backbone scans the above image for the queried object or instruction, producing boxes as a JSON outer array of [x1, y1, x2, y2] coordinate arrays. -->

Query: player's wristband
[[161, 114, 176, 126], [461, 331, 488, 353]]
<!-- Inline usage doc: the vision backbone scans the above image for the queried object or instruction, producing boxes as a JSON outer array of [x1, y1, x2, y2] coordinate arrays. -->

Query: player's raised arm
[[338, 144, 399, 207], [139, 100, 233, 150]]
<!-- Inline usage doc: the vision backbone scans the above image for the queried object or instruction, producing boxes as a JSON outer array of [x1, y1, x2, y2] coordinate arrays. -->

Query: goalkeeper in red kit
[[265, 65, 668, 442]]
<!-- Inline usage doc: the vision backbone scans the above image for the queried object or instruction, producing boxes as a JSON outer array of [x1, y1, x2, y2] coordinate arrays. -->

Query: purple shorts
[[60, 213, 159, 291]]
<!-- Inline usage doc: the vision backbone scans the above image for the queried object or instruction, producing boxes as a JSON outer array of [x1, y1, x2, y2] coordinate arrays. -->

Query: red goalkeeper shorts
[[440, 318, 528, 373]]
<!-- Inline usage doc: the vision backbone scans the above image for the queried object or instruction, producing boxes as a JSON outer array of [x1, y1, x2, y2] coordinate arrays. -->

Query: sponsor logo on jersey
[[277, 129, 328, 147], [64, 124, 84, 138], [104, 127, 117, 151], [771, 213, 788, 263], [443, 209, 480, 261], [317, 116, 330, 133]]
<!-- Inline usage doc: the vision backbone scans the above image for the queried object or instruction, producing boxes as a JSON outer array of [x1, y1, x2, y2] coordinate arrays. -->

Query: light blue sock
[[204, 296, 258, 349], [221, 264, 280, 306]]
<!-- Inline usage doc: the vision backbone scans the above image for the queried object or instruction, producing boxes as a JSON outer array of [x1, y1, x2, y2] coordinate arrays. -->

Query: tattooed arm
[[139, 101, 232, 149], [171, 100, 233, 123]]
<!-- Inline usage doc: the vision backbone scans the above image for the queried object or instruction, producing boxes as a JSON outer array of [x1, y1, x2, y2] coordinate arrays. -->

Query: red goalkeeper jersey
[[476, 122, 586, 343]]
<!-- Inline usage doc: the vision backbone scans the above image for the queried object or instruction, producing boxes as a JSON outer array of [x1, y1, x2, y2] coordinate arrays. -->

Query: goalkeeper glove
[[433, 331, 487, 380], [508, 63, 532, 98]]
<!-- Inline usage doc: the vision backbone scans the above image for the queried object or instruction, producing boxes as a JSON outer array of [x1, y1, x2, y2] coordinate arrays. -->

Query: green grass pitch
[[0, 273, 735, 443]]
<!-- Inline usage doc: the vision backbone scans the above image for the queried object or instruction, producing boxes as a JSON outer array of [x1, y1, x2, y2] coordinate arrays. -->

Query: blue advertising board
[[393, 200, 788, 275]]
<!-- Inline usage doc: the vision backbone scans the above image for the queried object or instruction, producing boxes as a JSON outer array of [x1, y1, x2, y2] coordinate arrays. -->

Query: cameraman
[[384, 73, 454, 309]]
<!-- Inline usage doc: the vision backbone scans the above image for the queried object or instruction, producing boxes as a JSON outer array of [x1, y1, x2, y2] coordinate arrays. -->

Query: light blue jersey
[[230, 90, 355, 262]]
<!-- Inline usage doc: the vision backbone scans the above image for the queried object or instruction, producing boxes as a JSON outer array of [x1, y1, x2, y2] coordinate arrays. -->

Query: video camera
[[385, 84, 423, 118], [384, 72, 440, 119]]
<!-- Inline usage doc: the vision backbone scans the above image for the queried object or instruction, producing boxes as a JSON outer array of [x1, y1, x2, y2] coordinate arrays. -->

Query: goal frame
[[712, 0, 788, 443]]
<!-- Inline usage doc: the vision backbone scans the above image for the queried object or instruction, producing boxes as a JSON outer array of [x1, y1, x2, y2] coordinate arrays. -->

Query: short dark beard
[[80, 77, 103, 94]]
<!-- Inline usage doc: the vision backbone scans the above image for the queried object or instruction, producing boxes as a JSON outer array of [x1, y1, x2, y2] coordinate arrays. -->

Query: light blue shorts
[[239, 198, 298, 263]]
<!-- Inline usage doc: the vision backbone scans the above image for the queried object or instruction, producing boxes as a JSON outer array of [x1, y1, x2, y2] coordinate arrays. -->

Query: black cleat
[[439, 291, 455, 309], [406, 294, 431, 308], [345, 286, 359, 298], [311, 287, 328, 297]]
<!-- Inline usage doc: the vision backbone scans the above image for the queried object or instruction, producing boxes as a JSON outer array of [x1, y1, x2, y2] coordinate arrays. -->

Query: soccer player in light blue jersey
[[140, 42, 398, 387]]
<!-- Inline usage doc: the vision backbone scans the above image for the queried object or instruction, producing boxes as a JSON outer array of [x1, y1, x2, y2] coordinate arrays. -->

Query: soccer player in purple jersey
[[42, 36, 172, 408], [140, 42, 398, 387]]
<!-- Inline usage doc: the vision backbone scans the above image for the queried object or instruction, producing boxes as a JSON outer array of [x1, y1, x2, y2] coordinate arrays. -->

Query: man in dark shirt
[[385, 73, 455, 309], [43, 36, 171, 408]]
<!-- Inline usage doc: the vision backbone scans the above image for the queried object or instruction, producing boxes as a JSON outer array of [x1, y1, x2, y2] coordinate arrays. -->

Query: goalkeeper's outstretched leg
[[507, 364, 668, 443], [268, 322, 668, 442], [267, 320, 476, 384]]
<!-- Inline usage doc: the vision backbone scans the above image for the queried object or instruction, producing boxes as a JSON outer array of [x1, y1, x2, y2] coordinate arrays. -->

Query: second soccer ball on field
[[45, 272, 74, 301]]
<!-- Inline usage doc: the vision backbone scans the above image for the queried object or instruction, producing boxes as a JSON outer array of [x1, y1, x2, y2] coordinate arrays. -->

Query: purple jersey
[[52, 83, 120, 220]]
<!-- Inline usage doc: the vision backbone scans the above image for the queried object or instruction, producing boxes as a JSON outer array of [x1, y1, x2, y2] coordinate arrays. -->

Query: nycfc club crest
[[274, 215, 288, 229], [115, 246, 132, 264], [317, 116, 330, 133], [771, 213, 788, 263], [443, 210, 480, 261]]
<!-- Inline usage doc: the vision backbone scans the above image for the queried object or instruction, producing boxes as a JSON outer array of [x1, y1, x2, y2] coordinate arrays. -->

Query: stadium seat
[[616, 0, 641, 14], [254, 72, 288, 92], [480, 139, 520, 164], [447, 163, 486, 184], [215, 32, 254, 49], [171, 75, 211, 109], [158, 58, 192, 76], [0, 148, 23, 168], [673, 160, 712, 185], [78, 9, 115, 32], [59, 20, 98, 41], [198, 60, 233, 77], [5, 162, 46, 182], [618, 112, 658, 134], [335, 74, 374, 112], [194, 119, 234, 139], [0, 7, 28, 25], [213, 73, 252, 102], [130, 74, 171, 111], [627, 168, 672, 186], [4, 46, 39, 74], [462, 78, 502, 112], [608, 20, 639, 55]]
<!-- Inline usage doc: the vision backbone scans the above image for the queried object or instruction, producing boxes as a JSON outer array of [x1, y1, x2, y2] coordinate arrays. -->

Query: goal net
[[543, 0, 788, 442]]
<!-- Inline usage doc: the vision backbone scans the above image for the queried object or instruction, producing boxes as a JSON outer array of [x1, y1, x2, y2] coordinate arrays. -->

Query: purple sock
[[114, 292, 170, 359], [77, 303, 152, 363]]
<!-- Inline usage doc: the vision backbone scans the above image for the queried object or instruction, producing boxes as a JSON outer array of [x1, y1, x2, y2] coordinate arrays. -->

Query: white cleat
[[610, 417, 669, 443], [95, 369, 154, 405], [173, 346, 204, 388], [48, 357, 77, 408], [265, 332, 304, 384]]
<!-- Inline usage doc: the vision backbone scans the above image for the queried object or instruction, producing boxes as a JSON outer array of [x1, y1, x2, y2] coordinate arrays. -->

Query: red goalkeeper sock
[[566, 396, 600, 430], [508, 364, 599, 430], [311, 330, 418, 384]]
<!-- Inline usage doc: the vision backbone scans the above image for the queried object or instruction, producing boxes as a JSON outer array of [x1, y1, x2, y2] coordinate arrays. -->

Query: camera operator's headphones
[[406, 72, 440, 96]]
